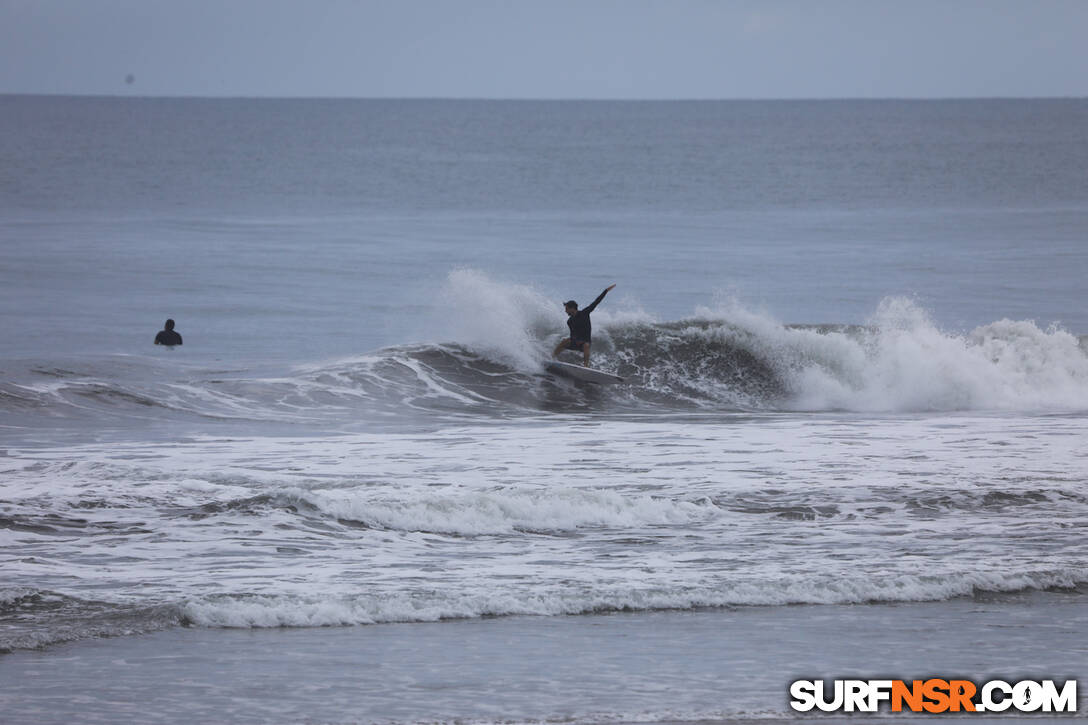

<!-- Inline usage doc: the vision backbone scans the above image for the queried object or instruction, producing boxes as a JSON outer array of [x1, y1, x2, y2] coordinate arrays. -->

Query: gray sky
[[2, 0, 1086, 99]]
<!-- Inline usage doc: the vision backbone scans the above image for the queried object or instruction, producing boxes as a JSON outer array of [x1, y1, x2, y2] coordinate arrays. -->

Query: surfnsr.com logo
[[789, 679, 1078, 713]]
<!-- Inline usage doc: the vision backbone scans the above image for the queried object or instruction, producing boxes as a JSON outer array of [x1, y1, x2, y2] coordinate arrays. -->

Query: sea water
[[1, 96, 1087, 723]]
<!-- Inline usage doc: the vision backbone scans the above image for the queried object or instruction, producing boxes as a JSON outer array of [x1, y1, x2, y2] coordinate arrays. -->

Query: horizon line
[[3, 92, 1086, 103]]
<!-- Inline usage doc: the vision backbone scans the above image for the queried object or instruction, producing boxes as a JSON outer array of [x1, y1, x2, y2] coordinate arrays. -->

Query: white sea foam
[[5, 410, 1087, 657], [180, 566, 1088, 628], [284, 485, 716, 536], [688, 296, 1088, 412]]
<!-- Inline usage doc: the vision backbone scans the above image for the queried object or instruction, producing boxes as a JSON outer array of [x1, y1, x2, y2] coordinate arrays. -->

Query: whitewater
[[4, 412, 1087, 639]]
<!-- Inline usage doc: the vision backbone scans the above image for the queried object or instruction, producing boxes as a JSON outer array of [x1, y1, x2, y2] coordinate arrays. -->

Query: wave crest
[[3, 280, 1086, 427], [179, 568, 1088, 629]]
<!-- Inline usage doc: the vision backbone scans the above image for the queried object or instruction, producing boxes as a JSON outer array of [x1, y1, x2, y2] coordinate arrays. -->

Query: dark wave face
[[2, 300, 1087, 435], [0, 589, 180, 654]]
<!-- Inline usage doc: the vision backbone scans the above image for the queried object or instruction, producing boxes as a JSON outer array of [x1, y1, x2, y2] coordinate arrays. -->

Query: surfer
[[552, 284, 615, 367], [154, 319, 183, 347]]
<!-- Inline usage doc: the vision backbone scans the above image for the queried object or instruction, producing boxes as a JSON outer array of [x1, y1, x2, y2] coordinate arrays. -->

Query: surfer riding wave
[[552, 284, 615, 367]]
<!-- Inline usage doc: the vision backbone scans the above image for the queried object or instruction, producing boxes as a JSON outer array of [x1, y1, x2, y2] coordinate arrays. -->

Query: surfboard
[[545, 361, 624, 385]]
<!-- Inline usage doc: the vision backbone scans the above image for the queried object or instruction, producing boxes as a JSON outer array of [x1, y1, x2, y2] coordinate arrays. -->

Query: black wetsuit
[[567, 288, 610, 347], [154, 329, 183, 346]]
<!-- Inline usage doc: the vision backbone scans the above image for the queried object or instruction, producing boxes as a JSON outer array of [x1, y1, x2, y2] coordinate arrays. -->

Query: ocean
[[1, 95, 1087, 723]]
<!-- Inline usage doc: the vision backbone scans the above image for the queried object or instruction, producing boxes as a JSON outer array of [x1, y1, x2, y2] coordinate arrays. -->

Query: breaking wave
[[2, 271, 1086, 430], [5, 571, 1086, 652], [177, 568, 1088, 629]]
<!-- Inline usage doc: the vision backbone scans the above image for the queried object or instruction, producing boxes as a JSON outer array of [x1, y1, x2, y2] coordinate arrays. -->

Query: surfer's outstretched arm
[[583, 283, 616, 314]]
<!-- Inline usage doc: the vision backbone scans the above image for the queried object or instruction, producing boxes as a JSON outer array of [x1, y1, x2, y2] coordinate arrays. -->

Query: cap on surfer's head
[[564, 300, 578, 311], [165, 319, 175, 330]]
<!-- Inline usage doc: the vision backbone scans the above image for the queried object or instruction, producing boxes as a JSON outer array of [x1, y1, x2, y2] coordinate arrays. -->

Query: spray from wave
[[410, 269, 1088, 413], [675, 295, 1088, 412]]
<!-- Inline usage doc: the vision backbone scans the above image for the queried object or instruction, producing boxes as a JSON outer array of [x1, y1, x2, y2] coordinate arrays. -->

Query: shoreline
[[3, 594, 1085, 724]]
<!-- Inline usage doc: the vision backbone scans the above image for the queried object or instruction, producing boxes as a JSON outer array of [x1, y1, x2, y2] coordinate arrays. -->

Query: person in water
[[552, 284, 616, 367], [154, 319, 183, 347]]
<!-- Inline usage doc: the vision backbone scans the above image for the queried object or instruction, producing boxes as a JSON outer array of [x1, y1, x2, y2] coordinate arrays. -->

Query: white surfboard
[[545, 360, 624, 385]]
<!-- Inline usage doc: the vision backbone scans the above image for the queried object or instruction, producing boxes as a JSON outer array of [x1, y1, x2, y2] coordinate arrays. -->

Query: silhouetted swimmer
[[154, 319, 183, 347], [552, 284, 615, 367]]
